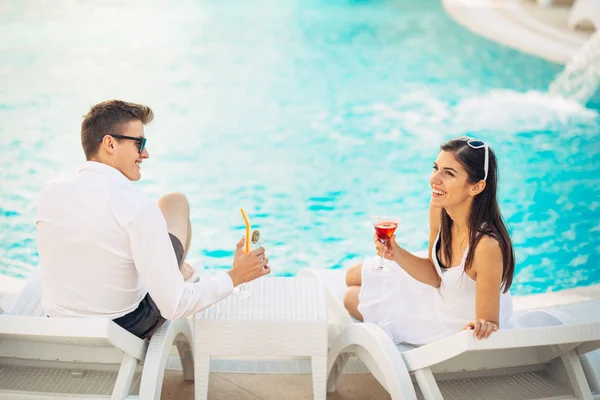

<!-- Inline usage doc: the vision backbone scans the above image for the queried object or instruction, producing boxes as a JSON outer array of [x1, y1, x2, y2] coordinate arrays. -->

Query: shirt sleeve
[[128, 201, 233, 320]]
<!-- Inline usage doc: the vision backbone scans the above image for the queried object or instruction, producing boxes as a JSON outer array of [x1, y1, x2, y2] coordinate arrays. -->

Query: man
[[36, 100, 270, 339]]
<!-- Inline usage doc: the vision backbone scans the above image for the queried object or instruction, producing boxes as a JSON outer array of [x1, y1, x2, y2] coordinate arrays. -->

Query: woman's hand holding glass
[[374, 233, 401, 263]]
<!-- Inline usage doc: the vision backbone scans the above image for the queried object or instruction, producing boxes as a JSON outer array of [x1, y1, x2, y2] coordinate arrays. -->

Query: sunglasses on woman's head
[[98, 134, 147, 154], [455, 136, 488, 182]]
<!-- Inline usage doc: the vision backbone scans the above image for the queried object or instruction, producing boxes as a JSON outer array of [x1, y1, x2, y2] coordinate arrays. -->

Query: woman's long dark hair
[[439, 138, 515, 293]]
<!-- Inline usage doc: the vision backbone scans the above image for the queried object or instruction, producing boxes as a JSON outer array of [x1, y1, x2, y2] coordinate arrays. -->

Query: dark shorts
[[113, 233, 184, 339]]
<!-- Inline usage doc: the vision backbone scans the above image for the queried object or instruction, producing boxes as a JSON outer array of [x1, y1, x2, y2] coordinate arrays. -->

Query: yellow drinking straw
[[240, 208, 251, 253]]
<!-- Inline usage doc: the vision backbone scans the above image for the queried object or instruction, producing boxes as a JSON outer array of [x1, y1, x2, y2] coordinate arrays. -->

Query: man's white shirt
[[37, 161, 233, 319]]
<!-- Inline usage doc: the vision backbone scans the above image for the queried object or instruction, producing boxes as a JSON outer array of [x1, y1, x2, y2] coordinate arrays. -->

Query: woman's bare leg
[[344, 263, 364, 320], [344, 286, 363, 321], [345, 263, 362, 286]]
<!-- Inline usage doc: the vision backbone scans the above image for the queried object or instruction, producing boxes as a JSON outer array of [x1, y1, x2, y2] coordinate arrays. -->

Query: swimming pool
[[1, 0, 598, 295]]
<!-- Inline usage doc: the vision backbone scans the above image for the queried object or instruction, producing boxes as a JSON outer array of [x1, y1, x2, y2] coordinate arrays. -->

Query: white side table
[[194, 276, 328, 400]]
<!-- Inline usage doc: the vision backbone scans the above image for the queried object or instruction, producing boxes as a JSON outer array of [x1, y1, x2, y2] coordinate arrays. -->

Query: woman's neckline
[[435, 234, 469, 269]]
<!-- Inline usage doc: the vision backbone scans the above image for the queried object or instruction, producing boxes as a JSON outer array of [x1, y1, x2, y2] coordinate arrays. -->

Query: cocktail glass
[[231, 229, 262, 298], [370, 216, 401, 271]]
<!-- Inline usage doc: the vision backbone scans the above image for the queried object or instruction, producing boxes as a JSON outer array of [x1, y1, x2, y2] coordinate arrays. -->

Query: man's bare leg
[[344, 263, 364, 320], [158, 193, 194, 280], [183, 217, 191, 260], [178, 218, 195, 280]]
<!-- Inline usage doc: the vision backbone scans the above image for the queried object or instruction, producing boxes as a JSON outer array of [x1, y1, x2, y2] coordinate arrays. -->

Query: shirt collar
[[79, 161, 131, 183]]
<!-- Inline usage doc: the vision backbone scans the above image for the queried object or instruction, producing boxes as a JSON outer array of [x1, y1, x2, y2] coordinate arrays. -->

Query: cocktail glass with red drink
[[370, 216, 401, 271]]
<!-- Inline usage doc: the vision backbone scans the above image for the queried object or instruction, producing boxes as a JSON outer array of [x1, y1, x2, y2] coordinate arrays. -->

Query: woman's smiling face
[[430, 150, 473, 208]]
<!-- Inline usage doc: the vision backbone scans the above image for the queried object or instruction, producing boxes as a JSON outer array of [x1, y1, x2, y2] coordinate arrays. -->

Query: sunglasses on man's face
[[98, 134, 147, 154], [455, 136, 488, 182]]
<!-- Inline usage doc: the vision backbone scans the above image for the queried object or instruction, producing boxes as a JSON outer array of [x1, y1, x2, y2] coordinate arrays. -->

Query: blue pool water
[[0, 0, 599, 295]]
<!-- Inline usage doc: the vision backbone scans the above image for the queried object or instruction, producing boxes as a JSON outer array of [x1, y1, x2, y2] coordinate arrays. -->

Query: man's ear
[[470, 180, 486, 196], [100, 135, 116, 154]]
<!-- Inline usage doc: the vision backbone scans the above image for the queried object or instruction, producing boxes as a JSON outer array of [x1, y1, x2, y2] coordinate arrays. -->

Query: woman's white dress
[[357, 232, 514, 345]]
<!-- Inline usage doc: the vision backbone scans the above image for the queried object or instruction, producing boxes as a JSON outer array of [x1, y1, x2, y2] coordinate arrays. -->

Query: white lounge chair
[[568, 0, 600, 31], [299, 268, 600, 400], [0, 270, 195, 399]]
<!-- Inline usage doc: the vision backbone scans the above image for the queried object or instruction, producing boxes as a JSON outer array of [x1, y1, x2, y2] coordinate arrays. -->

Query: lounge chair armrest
[[138, 318, 195, 399], [0, 315, 147, 361], [402, 322, 600, 372], [328, 322, 416, 398]]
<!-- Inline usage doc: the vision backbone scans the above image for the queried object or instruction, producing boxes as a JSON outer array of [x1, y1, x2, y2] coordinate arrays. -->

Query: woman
[[344, 136, 515, 345]]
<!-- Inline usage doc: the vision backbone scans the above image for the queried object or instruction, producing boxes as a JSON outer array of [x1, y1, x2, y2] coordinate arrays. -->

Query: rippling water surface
[[1, 0, 599, 295]]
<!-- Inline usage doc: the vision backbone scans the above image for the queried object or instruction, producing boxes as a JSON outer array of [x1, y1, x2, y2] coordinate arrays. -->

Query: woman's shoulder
[[472, 234, 503, 272], [474, 234, 501, 251]]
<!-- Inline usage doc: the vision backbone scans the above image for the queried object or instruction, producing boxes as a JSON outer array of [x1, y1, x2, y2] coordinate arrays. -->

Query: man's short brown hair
[[81, 100, 154, 160]]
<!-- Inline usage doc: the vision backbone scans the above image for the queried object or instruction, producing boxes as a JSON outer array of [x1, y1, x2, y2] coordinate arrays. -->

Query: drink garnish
[[251, 229, 261, 244]]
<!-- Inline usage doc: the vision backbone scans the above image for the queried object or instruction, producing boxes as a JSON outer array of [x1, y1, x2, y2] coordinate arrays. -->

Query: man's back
[[37, 161, 149, 318], [36, 100, 267, 327]]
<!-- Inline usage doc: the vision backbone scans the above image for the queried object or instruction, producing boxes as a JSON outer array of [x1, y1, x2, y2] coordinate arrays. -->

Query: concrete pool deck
[[1, 274, 599, 399], [443, 0, 595, 64]]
